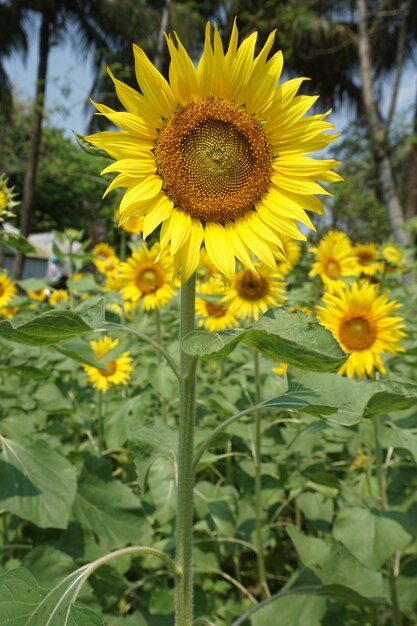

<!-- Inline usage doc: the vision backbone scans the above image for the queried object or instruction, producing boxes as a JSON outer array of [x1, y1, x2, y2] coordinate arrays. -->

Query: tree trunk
[[13, 11, 51, 279], [405, 80, 417, 220], [153, 0, 171, 72], [357, 0, 411, 247]]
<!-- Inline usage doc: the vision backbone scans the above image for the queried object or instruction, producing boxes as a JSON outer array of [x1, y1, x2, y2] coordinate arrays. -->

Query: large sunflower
[[118, 242, 179, 310], [316, 281, 406, 378], [86, 22, 341, 282], [0, 272, 17, 308], [83, 336, 133, 393], [223, 263, 286, 321]]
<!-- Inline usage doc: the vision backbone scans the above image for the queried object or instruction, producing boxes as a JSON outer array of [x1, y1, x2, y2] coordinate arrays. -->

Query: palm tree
[[2, 0, 123, 277], [226, 0, 417, 244], [0, 2, 27, 119]]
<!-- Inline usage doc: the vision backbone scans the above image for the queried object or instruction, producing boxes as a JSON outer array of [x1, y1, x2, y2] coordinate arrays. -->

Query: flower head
[[196, 277, 238, 332], [316, 281, 406, 378], [86, 22, 341, 282], [0, 271, 17, 308], [354, 242, 382, 276], [92, 242, 120, 275], [0, 173, 20, 223], [310, 230, 359, 285], [49, 289, 69, 306], [118, 242, 179, 310], [82, 336, 133, 392], [223, 263, 286, 321]]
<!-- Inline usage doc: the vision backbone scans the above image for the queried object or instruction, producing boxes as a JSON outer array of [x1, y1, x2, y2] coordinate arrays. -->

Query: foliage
[[0, 103, 118, 235], [0, 230, 416, 625]]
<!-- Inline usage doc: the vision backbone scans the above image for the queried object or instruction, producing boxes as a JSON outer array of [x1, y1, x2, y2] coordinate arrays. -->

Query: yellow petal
[[169, 209, 192, 255], [143, 197, 173, 239], [175, 218, 204, 282], [133, 44, 175, 118], [204, 223, 236, 280], [119, 176, 163, 213], [101, 158, 156, 177]]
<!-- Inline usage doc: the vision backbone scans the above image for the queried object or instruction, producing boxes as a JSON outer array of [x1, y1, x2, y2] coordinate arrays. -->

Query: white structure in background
[[2, 223, 82, 280]]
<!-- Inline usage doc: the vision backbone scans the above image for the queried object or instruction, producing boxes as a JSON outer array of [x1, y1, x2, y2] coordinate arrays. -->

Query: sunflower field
[[1, 11, 417, 626]]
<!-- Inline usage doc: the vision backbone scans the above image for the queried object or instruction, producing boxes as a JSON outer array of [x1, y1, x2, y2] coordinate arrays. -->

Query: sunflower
[[86, 22, 341, 282], [121, 214, 144, 234], [223, 263, 286, 321], [273, 362, 288, 376], [118, 242, 179, 310], [0, 272, 17, 308], [316, 281, 406, 378], [196, 277, 238, 332], [275, 237, 301, 276], [381, 243, 405, 272], [0, 173, 19, 222], [92, 242, 120, 275], [82, 336, 133, 393], [310, 230, 359, 285], [27, 287, 47, 302], [0, 306, 19, 319], [49, 289, 69, 306], [353, 242, 382, 276]]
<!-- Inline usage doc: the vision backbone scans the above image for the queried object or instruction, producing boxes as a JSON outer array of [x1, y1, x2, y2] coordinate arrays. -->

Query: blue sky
[[4, 20, 416, 143]]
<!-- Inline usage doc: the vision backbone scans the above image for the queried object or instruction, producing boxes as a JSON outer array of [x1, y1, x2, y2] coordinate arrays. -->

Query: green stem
[[155, 308, 167, 420], [253, 351, 270, 599], [119, 231, 127, 261], [97, 390, 104, 454], [373, 416, 402, 626], [175, 274, 197, 626], [67, 241, 75, 311]]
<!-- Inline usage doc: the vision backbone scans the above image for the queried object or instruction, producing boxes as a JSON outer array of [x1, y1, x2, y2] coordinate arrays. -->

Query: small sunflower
[[354, 242, 382, 276], [0, 173, 20, 222], [0, 305, 19, 319], [0, 272, 17, 308], [275, 237, 301, 276], [27, 287, 48, 302], [310, 230, 359, 285], [92, 242, 120, 275], [118, 212, 144, 234], [223, 263, 286, 321], [86, 22, 340, 282], [49, 289, 69, 306], [82, 336, 133, 392], [381, 243, 405, 272], [273, 362, 288, 376], [316, 281, 406, 378], [196, 277, 238, 332], [118, 242, 179, 310]]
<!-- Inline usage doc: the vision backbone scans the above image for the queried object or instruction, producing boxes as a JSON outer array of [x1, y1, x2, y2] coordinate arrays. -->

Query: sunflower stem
[[253, 350, 270, 599], [175, 274, 197, 626], [373, 415, 402, 626], [155, 308, 167, 420], [97, 390, 104, 454]]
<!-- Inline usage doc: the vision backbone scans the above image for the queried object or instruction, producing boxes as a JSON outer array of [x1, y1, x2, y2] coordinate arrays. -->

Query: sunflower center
[[102, 360, 118, 377], [235, 270, 269, 301], [155, 97, 272, 223], [340, 315, 376, 350], [206, 302, 226, 318], [358, 251, 374, 265], [324, 258, 341, 277], [135, 264, 164, 294]]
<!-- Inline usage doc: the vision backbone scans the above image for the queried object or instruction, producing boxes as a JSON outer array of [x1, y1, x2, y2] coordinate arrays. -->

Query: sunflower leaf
[[0, 567, 104, 626], [182, 308, 347, 371], [73, 131, 110, 159]]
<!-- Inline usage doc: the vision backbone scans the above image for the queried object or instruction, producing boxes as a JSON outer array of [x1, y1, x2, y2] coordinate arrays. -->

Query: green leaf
[[72, 456, 152, 550], [263, 368, 417, 425], [0, 298, 107, 347], [0, 437, 77, 529], [182, 308, 347, 371], [333, 507, 412, 569], [251, 594, 327, 626], [129, 419, 178, 490], [0, 231, 37, 254], [147, 457, 177, 526], [0, 567, 104, 625], [0, 312, 92, 346], [378, 423, 417, 463], [18, 278, 49, 292], [74, 131, 110, 159], [287, 525, 389, 604]]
